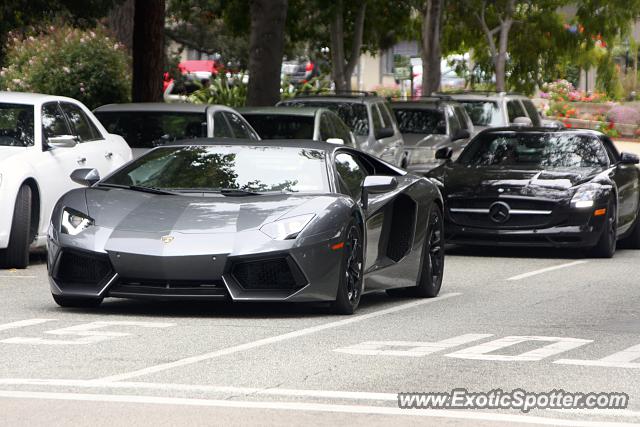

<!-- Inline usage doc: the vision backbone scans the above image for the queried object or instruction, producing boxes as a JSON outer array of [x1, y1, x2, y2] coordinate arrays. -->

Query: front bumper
[[48, 227, 344, 302], [445, 206, 608, 248]]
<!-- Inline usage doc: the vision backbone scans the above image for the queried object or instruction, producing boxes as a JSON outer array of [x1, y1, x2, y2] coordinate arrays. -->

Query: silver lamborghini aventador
[[47, 139, 444, 314]]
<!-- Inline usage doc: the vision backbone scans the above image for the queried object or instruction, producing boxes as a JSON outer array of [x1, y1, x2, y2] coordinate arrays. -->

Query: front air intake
[[231, 256, 306, 290]]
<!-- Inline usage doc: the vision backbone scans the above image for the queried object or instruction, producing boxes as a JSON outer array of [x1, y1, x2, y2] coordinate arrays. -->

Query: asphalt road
[[1, 245, 640, 427]]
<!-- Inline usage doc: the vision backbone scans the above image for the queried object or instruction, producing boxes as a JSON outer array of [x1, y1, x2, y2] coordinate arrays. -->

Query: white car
[[0, 92, 131, 268]]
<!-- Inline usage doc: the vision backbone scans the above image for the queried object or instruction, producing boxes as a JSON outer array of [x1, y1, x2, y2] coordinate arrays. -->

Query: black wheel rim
[[345, 226, 363, 305], [427, 212, 444, 284]]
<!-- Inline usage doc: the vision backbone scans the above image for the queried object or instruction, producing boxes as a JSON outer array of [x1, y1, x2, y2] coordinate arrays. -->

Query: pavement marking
[[445, 336, 592, 362], [95, 292, 462, 382], [0, 390, 638, 426], [555, 343, 640, 369], [0, 319, 54, 332], [0, 275, 36, 279], [506, 260, 588, 281], [1, 321, 175, 345], [334, 334, 493, 357]]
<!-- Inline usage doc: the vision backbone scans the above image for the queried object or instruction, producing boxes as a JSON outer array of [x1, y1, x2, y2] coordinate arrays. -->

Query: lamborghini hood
[[84, 188, 319, 234]]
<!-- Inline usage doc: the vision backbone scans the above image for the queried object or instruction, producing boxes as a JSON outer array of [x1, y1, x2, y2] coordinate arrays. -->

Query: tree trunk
[[246, 0, 288, 106], [330, 0, 366, 92], [107, 0, 135, 53], [494, 18, 512, 92], [132, 0, 165, 102], [420, 0, 444, 96]]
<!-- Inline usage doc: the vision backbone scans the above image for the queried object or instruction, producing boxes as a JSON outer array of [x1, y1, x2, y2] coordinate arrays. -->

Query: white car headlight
[[61, 208, 94, 235], [570, 183, 602, 208], [260, 214, 315, 240]]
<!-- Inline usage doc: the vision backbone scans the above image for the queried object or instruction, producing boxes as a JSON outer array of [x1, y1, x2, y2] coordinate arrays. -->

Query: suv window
[[224, 112, 255, 139], [453, 105, 470, 131], [371, 104, 384, 134], [42, 103, 72, 140], [335, 152, 368, 199], [319, 113, 334, 141], [378, 103, 395, 128], [61, 103, 102, 142], [507, 100, 527, 124], [521, 99, 542, 126], [213, 112, 233, 138], [331, 114, 353, 144], [446, 108, 461, 136], [280, 100, 370, 137]]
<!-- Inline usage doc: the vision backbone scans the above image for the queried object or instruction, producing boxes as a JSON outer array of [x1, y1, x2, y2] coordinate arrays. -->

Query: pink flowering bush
[[0, 25, 130, 109], [606, 106, 640, 125]]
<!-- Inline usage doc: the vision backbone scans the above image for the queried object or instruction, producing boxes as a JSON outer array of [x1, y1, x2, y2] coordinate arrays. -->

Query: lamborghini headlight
[[61, 207, 94, 235], [570, 183, 602, 208], [260, 214, 315, 240]]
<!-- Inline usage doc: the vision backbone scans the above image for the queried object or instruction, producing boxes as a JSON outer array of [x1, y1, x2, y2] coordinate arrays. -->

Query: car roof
[[390, 100, 451, 110], [93, 103, 210, 113], [236, 106, 321, 117], [0, 91, 83, 105]]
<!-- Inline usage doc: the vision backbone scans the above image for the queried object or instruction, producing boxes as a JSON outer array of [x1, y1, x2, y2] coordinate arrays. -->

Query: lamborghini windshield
[[458, 132, 609, 169], [102, 145, 329, 193]]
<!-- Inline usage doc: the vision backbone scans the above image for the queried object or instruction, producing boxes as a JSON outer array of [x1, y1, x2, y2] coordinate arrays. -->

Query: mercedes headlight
[[570, 183, 602, 208], [260, 214, 315, 240], [61, 207, 94, 235]]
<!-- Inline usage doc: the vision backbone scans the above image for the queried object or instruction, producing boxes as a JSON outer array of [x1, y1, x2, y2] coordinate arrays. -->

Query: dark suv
[[278, 93, 405, 167]]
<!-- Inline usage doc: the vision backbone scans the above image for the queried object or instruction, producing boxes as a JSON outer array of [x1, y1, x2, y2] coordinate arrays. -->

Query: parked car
[[278, 93, 406, 167], [428, 127, 640, 258], [163, 60, 220, 102], [391, 97, 473, 174], [48, 139, 444, 314], [94, 103, 259, 158], [238, 107, 355, 146], [0, 92, 131, 268], [445, 92, 563, 131]]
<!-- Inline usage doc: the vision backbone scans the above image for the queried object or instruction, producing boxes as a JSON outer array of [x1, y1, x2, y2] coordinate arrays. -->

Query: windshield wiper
[[97, 183, 177, 195]]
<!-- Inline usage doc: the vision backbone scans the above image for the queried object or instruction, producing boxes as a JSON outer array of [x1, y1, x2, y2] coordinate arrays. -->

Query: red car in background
[[163, 60, 221, 101]]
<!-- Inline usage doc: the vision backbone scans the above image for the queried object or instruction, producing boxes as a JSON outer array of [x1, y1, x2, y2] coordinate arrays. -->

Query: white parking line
[[96, 292, 462, 382], [0, 319, 54, 332], [0, 275, 37, 278], [0, 389, 637, 427], [507, 261, 588, 281]]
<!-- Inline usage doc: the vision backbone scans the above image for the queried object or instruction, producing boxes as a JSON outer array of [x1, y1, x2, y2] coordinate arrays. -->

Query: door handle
[[77, 157, 86, 165], [105, 152, 113, 159]]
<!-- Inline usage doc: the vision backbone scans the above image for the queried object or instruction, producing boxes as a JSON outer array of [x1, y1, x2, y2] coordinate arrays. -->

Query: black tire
[[330, 219, 364, 315], [589, 199, 617, 258], [412, 206, 445, 298], [52, 294, 103, 308], [0, 185, 32, 269]]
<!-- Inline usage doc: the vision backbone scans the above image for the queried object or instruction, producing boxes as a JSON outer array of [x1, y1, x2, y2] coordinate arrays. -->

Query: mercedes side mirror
[[47, 135, 78, 148], [512, 116, 533, 127], [435, 146, 453, 160], [620, 152, 640, 165], [361, 175, 397, 209], [374, 127, 395, 140], [70, 168, 100, 186]]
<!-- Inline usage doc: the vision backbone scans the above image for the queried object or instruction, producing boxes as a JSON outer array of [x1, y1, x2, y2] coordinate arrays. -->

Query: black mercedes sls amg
[[429, 128, 640, 257]]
